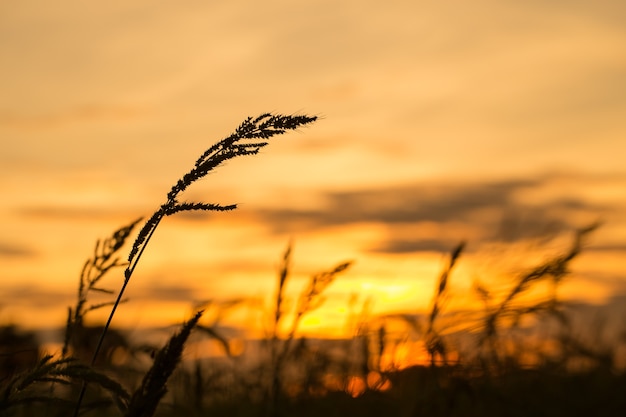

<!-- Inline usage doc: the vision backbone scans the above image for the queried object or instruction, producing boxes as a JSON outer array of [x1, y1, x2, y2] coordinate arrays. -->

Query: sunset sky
[[1, 1, 625, 340]]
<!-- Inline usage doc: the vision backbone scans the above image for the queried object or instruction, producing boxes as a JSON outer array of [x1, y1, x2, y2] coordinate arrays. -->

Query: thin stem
[[73, 216, 163, 417], [72, 113, 317, 416]]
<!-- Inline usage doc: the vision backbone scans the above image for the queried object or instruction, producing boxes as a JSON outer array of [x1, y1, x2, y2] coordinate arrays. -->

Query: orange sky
[[1, 1, 625, 339]]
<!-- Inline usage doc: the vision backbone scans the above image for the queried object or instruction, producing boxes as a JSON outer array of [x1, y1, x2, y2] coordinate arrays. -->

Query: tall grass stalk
[[480, 222, 600, 368], [267, 242, 352, 417], [125, 311, 204, 417], [74, 113, 317, 416], [63, 218, 142, 358], [425, 242, 465, 366], [271, 242, 292, 363]]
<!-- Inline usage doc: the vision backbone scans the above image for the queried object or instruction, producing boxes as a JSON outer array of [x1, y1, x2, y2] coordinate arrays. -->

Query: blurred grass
[[2, 222, 624, 417], [1, 114, 624, 416]]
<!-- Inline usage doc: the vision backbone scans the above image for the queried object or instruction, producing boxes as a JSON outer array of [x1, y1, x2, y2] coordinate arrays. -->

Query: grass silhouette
[[71, 113, 317, 416], [1, 113, 624, 417]]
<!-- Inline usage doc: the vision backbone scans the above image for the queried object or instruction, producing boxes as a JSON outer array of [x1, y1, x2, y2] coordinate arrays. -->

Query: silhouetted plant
[[0, 355, 130, 414], [125, 311, 203, 417], [425, 242, 465, 366], [479, 222, 600, 369], [267, 241, 352, 416], [111, 114, 316, 365], [63, 218, 141, 360], [74, 113, 317, 415]]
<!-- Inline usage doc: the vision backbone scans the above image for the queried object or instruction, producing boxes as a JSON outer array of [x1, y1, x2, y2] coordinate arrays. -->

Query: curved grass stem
[[72, 113, 317, 416]]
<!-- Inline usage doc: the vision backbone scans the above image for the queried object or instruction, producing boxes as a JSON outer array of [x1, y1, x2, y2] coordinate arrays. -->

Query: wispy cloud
[[253, 173, 622, 254], [135, 283, 197, 303], [0, 242, 37, 258], [258, 177, 598, 228], [0, 285, 71, 308], [16, 205, 143, 221], [369, 238, 458, 255], [0, 105, 146, 130]]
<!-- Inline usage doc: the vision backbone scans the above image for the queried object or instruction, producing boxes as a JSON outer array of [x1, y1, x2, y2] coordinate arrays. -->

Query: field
[[1, 114, 624, 417]]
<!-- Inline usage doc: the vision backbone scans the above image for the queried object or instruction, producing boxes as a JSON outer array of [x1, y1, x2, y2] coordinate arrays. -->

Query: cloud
[[0, 242, 37, 258], [0, 285, 72, 308], [588, 244, 626, 252], [369, 238, 460, 255], [16, 205, 142, 221], [257, 180, 522, 230], [0, 105, 146, 130], [254, 174, 618, 254], [137, 284, 196, 303], [259, 177, 599, 228]]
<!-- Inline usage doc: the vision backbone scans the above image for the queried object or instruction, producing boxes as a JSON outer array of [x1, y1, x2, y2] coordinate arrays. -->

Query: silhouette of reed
[[478, 222, 601, 369], [125, 311, 203, 417], [425, 241, 465, 366], [63, 218, 141, 362], [267, 241, 352, 417], [0, 355, 129, 414], [73, 113, 317, 415]]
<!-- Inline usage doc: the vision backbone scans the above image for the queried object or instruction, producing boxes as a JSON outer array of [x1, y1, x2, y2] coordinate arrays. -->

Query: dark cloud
[[259, 179, 601, 227], [255, 175, 613, 254], [13, 204, 221, 226], [0, 104, 146, 130], [1, 285, 72, 308], [369, 239, 461, 255], [0, 242, 37, 258], [16, 206, 138, 220], [492, 208, 570, 243], [134, 283, 197, 303], [586, 244, 626, 253], [258, 179, 537, 229]]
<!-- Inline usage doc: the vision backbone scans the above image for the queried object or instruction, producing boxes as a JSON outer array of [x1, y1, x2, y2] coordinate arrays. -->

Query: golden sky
[[1, 0, 625, 338]]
